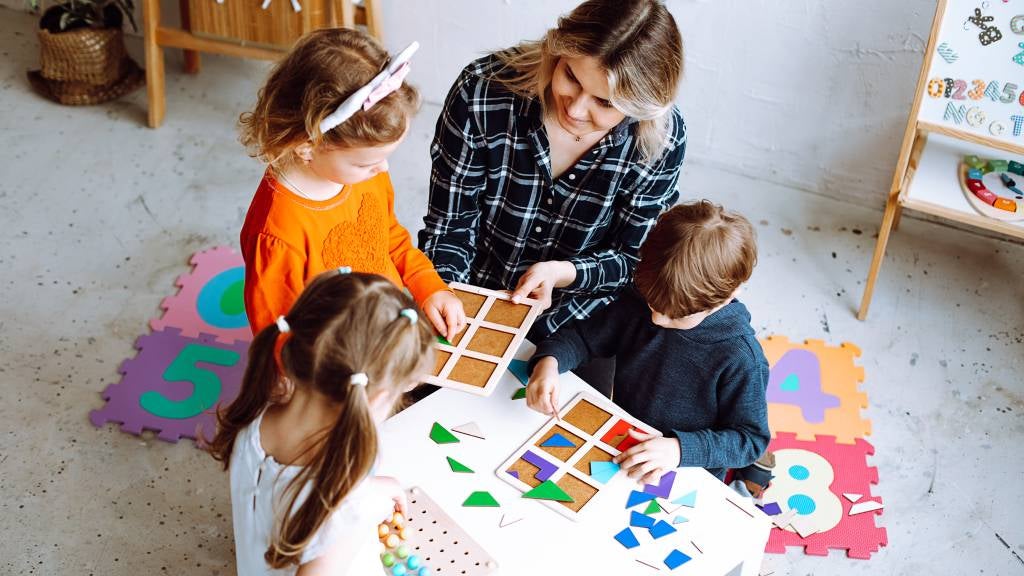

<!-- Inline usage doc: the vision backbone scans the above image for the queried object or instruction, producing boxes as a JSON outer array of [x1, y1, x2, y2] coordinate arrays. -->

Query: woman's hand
[[526, 356, 561, 417], [421, 290, 467, 339], [612, 429, 678, 485], [511, 261, 577, 310]]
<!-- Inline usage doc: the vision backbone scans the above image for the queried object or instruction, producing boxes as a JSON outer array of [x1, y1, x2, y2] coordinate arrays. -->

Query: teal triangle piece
[[511, 387, 527, 400], [780, 373, 800, 391], [463, 491, 499, 507], [447, 456, 474, 473], [672, 490, 697, 508], [626, 490, 657, 509], [429, 422, 460, 444], [522, 480, 574, 502], [672, 515, 688, 525], [589, 461, 619, 484], [507, 359, 530, 385], [540, 433, 575, 448]]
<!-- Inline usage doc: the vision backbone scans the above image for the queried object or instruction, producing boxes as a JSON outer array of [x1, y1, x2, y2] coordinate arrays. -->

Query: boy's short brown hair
[[634, 200, 757, 318]]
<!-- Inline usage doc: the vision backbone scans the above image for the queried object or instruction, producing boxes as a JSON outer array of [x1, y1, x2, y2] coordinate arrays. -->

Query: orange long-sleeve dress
[[240, 169, 449, 334]]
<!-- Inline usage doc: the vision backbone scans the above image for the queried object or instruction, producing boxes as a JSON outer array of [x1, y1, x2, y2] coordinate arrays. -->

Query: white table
[[378, 343, 772, 576]]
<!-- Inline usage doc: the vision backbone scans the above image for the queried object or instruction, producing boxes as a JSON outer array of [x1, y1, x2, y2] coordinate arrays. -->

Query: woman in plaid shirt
[[419, 0, 687, 341]]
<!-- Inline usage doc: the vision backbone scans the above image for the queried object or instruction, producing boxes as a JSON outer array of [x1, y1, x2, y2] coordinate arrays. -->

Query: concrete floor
[[1, 9, 1022, 575]]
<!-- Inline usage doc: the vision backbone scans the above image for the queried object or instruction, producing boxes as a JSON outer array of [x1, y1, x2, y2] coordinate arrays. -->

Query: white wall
[[380, 0, 936, 209], [7, 0, 937, 208]]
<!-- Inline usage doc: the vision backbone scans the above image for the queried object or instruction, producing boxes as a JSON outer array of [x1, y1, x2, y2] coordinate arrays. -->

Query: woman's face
[[549, 55, 626, 137]]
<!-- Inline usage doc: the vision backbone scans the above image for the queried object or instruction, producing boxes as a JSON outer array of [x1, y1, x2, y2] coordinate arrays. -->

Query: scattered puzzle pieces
[[843, 493, 863, 503], [452, 421, 485, 440], [463, 491, 500, 507], [672, 490, 697, 508], [643, 500, 662, 515], [642, 470, 676, 499], [672, 515, 688, 525], [498, 514, 522, 528], [437, 335, 452, 346], [761, 502, 782, 516], [507, 359, 530, 385], [511, 387, 527, 400], [429, 422, 459, 444], [627, 490, 657, 509], [664, 549, 692, 570], [848, 501, 884, 516], [522, 480, 574, 502], [614, 527, 640, 549], [649, 519, 676, 539], [447, 456, 474, 473], [630, 510, 656, 529], [89, 328, 249, 444]]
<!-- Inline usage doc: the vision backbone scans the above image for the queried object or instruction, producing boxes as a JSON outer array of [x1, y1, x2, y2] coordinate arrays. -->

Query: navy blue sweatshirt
[[530, 288, 770, 480]]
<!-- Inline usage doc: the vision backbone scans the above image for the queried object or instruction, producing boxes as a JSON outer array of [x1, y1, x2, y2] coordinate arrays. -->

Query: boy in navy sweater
[[527, 200, 771, 488]]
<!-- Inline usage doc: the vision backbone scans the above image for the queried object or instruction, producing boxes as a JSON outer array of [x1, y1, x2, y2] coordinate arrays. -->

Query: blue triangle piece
[[672, 490, 697, 508], [648, 519, 677, 539], [590, 461, 619, 484], [630, 510, 656, 529], [664, 549, 691, 570], [626, 490, 657, 509], [540, 432, 575, 448], [672, 515, 688, 525], [613, 527, 640, 549], [507, 359, 530, 385]]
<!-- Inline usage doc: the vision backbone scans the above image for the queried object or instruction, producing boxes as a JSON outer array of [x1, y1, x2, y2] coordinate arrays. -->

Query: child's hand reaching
[[526, 357, 560, 417], [421, 290, 467, 339], [372, 475, 408, 518], [612, 429, 679, 485]]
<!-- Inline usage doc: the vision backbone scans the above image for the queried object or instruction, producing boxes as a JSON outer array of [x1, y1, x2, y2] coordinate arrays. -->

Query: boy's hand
[[422, 290, 467, 338], [613, 429, 680, 485], [526, 357, 560, 417], [511, 261, 576, 309]]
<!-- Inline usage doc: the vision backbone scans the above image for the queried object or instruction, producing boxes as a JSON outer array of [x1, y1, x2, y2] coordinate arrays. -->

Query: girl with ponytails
[[209, 270, 434, 575]]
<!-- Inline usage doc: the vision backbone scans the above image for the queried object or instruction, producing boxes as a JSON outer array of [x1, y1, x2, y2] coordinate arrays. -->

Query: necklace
[[275, 168, 342, 202]]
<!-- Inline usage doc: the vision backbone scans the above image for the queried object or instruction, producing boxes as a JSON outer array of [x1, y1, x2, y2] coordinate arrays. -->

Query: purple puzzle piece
[[522, 450, 559, 482], [765, 349, 840, 423], [507, 471, 520, 479], [89, 328, 249, 444], [643, 470, 676, 499]]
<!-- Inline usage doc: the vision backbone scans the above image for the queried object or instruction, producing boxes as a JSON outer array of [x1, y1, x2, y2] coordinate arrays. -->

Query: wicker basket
[[38, 26, 125, 86]]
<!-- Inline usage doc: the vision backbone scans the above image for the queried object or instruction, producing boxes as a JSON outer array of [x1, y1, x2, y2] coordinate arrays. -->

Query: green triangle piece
[[463, 491, 500, 507], [522, 480, 574, 503], [511, 387, 527, 400], [429, 422, 460, 444], [643, 500, 662, 515], [437, 335, 452, 346], [447, 456, 474, 473]]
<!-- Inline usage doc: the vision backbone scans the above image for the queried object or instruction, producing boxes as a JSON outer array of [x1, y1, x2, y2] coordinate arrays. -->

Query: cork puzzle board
[[496, 392, 657, 521], [425, 283, 543, 396]]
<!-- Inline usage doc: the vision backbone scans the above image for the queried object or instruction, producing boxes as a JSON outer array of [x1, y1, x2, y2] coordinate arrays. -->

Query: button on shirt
[[418, 54, 687, 337]]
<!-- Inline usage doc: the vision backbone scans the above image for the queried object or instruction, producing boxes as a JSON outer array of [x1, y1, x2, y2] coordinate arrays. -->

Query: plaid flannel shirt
[[419, 55, 687, 338]]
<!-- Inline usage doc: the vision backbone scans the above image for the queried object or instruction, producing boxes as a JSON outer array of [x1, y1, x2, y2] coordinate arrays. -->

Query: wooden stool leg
[[179, 0, 201, 74], [891, 203, 903, 231], [857, 196, 900, 320], [363, 0, 382, 41], [143, 0, 166, 128]]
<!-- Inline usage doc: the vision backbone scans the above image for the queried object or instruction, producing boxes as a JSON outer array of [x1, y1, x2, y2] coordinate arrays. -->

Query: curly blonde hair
[[240, 28, 420, 167]]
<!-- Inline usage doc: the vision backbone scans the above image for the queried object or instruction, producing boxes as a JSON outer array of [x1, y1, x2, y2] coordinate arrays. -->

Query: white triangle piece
[[843, 492, 863, 503], [848, 500, 884, 516], [452, 421, 485, 440], [498, 513, 523, 528], [790, 515, 818, 538], [771, 508, 797, 529]]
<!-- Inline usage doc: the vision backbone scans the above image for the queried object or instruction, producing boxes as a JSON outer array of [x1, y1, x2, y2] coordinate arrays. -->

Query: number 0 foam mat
[[89, 249, 887, 559]]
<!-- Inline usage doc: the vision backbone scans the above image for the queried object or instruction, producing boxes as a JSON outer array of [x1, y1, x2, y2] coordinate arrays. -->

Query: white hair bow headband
[[317, 41, 420, 136]]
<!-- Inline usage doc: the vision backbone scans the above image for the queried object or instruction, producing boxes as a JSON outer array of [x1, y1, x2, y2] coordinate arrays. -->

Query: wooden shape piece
[[535, 425, 583, 462]]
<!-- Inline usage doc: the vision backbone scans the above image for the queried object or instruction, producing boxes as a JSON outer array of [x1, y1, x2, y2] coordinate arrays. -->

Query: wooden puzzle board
[[425, 283, 543, 396], [495, 392, 658, 521], [403, 486, 498, 575]]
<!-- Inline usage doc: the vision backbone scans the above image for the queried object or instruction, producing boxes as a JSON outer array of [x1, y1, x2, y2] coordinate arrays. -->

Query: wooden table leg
[[143, 0, 166, 128], [857, 195, 900, 320], [179, 0, 201, 74]]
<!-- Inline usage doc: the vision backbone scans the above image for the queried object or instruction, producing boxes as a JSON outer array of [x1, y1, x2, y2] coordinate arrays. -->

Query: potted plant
[[27, 0, 144, 106]]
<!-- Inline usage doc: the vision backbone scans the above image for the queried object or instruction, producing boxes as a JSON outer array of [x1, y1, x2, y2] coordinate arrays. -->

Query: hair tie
[[350, 372, 369, 387], [275, 315, 291, 333], [337, 266, 352, 275], [317, 41, 420, 135], [399, 308, 418, 325]]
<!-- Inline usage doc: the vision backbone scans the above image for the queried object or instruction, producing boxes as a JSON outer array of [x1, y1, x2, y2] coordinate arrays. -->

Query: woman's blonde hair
[[208, 271, 434, 569], [240, 27, 420, 167], [493, 0, 683, 163]]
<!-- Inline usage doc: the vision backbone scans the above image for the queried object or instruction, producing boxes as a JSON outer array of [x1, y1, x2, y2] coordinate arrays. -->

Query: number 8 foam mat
[[761, 433, 887, 559], [149, 245, 252, 345]]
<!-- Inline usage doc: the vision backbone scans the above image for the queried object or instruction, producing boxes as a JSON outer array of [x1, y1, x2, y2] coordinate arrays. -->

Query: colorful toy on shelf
[[957, 154, 1024, 221]]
